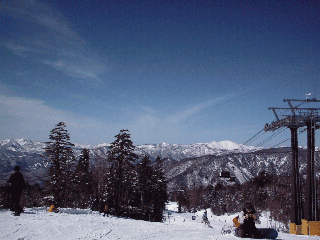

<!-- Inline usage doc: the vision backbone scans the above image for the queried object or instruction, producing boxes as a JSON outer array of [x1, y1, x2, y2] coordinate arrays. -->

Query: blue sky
[[0, 0, 319, 147]]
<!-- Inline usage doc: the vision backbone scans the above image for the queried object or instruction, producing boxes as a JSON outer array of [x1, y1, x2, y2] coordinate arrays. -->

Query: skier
[[7, 166, 26, 215], [235, 202, 260, 238]]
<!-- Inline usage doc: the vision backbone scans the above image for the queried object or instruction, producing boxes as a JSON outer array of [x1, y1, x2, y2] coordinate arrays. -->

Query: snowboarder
[[235, 203, 260, 238], [202, 210, 210, 226], [103, 204, 109, 217], [7, 166, 26, 215]]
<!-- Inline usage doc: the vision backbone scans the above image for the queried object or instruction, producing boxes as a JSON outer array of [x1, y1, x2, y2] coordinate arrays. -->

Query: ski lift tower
[[265, 98, 320, 226]]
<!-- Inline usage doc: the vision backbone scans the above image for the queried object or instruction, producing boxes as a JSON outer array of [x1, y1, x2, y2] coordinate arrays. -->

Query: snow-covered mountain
[[0, 138, 258, 173], [136, 140, 258, 161], [0, 138, 317, 190], [0, 138, 257, 163], [0, 138, 46, 153]]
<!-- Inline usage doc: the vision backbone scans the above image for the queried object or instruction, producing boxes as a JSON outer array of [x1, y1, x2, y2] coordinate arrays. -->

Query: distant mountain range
[[135, 140, 259, 161], [0, 138, 318, 191], [0, 138, 259, 170]]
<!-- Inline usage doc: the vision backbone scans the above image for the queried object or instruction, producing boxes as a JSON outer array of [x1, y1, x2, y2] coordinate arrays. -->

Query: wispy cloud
[[5, 44, 29, 57], [127, 93, 243, 144], [0, 86, 245, 145], [0, 94, 118, 144], [43, 59, 104, 81], [36, 14, 84, 44], [166, 93, 239, 124], [2, 0, 105, 81]]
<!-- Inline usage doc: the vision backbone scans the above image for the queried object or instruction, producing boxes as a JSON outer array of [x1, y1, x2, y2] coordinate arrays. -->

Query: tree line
[[171, 170, 320, 232], [0, 122, 167, 222]]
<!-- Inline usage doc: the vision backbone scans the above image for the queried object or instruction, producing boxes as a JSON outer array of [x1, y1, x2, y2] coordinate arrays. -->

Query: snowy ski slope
[[0, 203, 319, 240]]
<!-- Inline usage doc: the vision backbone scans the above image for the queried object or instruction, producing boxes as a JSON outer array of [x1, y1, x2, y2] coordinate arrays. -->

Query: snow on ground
[[0, 204, 320, 240]]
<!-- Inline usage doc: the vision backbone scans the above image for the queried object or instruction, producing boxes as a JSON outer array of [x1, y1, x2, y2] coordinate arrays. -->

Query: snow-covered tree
[[45, 122, 75, 207]]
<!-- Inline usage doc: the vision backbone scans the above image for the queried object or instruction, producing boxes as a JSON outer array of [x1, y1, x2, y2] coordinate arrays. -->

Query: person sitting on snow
[[234, 203, 260, 238]]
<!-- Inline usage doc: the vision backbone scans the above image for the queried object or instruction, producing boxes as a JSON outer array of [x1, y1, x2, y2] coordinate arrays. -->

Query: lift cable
[[256, 128, 287, 147], [243, 101, 309, 147], [270, 130, 306, 149], [255, 128, 285, 147], [242, 129, 265, 146]]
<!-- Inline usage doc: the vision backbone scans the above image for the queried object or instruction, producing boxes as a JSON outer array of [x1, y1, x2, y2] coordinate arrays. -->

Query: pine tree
[[45, 122, 75, 207], [151, 164, 167, 221], [135, 155, 168, 221], [74, 149, 93, 208], [107, 129, 138, 216], [137, 155, 154, 220], [21, 183, 44, 208], [0, 186, 11, 209], [91, 157, 109, 212]]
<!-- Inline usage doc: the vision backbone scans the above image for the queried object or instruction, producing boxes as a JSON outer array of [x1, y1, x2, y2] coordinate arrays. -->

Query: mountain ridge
[[0, 138, 259, 162], [0, 138, 318, 191]]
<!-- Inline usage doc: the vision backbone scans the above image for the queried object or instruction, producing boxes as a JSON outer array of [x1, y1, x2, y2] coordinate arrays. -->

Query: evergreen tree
[[91, 157, 109, 212], [73, 149, 93, 208], [0, 185, 11, 209], [137, 155, 154, 220], [151, 163, 167, 221], [107, 129, 138, 216], [21, 183, 44, 208], [45, 122, 75, 207], [136, 155, 167, 221]]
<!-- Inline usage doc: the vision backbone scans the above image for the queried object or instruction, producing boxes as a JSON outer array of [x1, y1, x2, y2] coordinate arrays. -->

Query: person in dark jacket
[[8, 166, 26, 215], [236, 202, 261, 238]]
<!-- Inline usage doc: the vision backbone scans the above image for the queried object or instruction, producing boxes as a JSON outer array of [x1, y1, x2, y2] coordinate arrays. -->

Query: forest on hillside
[[171, 171, 320, 231]]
